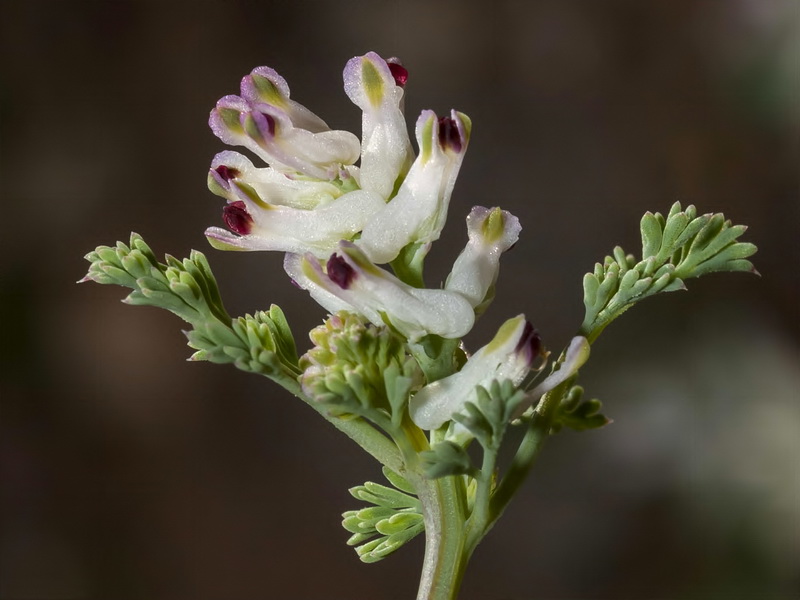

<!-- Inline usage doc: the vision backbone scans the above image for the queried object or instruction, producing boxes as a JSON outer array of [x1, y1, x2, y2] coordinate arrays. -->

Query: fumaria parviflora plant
[[82, 52, 758, 600]]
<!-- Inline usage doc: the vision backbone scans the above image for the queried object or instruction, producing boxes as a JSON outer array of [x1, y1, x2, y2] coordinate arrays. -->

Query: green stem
[[489, 382, 568, 526], [278, 377, 404, 473], [413, 473, 470, 600], [465, 444, 498, 553]]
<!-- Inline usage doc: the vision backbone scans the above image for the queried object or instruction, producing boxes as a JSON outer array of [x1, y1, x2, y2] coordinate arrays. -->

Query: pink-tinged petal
[[358, 109, 471, 264], [243, 109, 276, 140], [205, 227, 265, 252], [208, 95, 251, 146], [209, 97, 286, 168], [210, 76, 360, 178], [445, 207, 521, 308], [410, 315, 539, 430], [343, 52, 413, 199], [241, 66, 330, 134]]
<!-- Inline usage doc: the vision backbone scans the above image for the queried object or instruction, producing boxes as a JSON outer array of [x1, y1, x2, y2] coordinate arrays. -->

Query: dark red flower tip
[[215, 165, 241, 182], [222, 201, 253, 235], [387, 61, 409, 88], [515, 321, 542, 365], [327, 254, 356, 289], [438, 116, 462, 153]]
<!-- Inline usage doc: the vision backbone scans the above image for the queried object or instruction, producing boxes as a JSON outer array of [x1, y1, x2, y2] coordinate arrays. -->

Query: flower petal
[[510, 336, 591, 419], [358, 109, 471, 264], [241, 107, 361, 179], [240, 66, 330, 133], [209, 95, 265, 156], [207, 187, 384, 257], [343, 52, 413, 199], [286, 242, 475, 340], [445, 207, 521, 308], [409, 315, 541, 430], [210, 86, 360, 180], [284, 252, 355, 316], [209, 150, 341, 209]]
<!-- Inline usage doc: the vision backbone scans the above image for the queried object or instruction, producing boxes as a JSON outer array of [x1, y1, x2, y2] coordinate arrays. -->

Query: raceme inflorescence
[[82, 52, 757, 600]]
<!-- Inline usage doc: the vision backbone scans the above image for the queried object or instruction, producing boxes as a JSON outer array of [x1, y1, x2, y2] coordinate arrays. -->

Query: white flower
[[357, 109, 472, 264], [284, 241, 475, 341], [445, 206, 521, 309], [204, 151, 384, 257], [343, 52, 414, 199], [409, 315, 542, 430], [209, 68, 360, 180]]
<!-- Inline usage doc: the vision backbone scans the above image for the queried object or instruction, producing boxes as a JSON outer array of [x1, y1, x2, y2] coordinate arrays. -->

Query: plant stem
[[465, 443, 498, 553], [489, 382, 568, 526], [279, 377, 405, 473], [414, 473, 470, 600]]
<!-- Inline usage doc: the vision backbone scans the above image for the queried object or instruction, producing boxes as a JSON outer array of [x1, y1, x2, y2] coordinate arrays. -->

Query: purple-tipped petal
[[343, 52, 413, 198], [284, 253, 355, 317], [438, 116, 462, 152], [358, 109, 472, 264], [241, 66, 291, 105], [222, 201, 253, 235], [209, 150, 340, 209], [287, 241, 474, 340], [515, 321, 542, 365], [215, 165, 240, 182], [241, 66, 330, 134], [243, 110, 277, 145], [208, 189, 385, 257], [210, 73, 358, 177], [327, 253, 357, 289], [387, 58, 409, 88], [208, 95, 250, 145]]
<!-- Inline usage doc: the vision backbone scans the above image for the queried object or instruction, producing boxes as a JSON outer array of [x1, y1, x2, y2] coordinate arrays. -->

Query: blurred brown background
[[1, 1, 798, 599]]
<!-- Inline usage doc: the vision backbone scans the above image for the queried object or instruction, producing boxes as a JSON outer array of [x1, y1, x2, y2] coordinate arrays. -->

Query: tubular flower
[[445, 206, 521, 310], [284, 242, 475, 341], [409, 315, 542, 430], [510, 336, 591, 419], [343, 52, 414, 199], [205, 151, 384, 257], [357, 109, 472, 264], [209, 68, 360, 179]]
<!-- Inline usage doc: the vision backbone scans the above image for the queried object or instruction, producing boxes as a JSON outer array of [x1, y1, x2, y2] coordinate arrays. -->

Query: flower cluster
[[204, 51, 566, 430]]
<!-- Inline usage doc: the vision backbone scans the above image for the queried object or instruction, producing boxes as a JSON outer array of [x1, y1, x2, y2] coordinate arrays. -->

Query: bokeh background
[[1, 1, 798, 599]]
